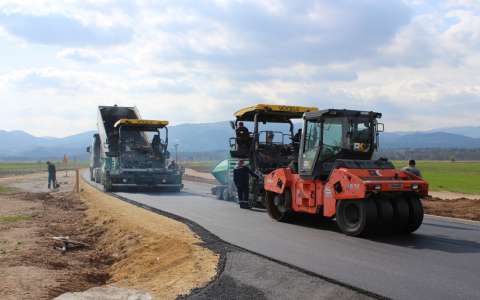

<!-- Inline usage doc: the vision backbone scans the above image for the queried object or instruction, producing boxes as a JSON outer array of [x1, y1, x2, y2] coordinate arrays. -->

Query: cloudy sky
[[0, 0, 479, 137]]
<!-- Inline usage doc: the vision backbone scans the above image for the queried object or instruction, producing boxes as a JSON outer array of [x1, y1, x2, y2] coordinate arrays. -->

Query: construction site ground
[[0, 173, 218, 299], [0, 172, 375, 300]]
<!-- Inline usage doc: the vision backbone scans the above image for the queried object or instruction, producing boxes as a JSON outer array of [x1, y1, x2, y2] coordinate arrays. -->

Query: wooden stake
[[75, 169, 80, 193]]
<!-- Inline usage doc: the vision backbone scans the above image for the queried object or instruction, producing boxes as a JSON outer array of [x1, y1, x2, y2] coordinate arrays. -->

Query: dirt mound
[[423, 197, 480, 221], [80, 182, 219, 299]]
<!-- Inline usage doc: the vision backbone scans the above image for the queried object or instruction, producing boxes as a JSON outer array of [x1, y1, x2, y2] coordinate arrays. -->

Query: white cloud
[[0, 0, 478, 136]]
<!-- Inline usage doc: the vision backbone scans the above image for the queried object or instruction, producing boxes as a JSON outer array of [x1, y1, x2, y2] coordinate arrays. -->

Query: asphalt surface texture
[[188, 252, 373, 300], [85, 174, 480, 300]]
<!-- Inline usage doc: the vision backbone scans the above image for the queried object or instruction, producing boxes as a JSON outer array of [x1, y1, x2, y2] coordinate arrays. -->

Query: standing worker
[[293, 129, 302, 143], [403, 159, 422, 177], [46, 161, 57, 189], [235, 122, 250, 154], [233, 160, 258, 209]]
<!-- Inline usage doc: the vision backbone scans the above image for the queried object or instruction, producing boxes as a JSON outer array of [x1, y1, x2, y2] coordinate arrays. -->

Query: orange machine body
[[264, 167, 429, 217]]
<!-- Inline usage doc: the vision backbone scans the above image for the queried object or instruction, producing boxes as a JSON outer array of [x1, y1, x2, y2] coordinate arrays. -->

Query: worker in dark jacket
[[233, 160, 258, 209], [46, 161, 57, 189], [235, 122, 250, 154], [293, 129, 302, 144], [403, 160, 422, 177]]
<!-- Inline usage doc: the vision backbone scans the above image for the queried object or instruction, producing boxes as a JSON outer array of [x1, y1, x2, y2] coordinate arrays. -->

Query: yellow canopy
[[234, 104, 318, 121], [114, 119, 169, 128]]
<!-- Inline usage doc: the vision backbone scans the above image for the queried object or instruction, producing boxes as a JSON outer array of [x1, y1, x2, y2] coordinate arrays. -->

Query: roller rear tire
[[336, 199, 378, 236], [404, 196, 424, 234], [374, 197, 394, 234], [390, 198, 410, 234]]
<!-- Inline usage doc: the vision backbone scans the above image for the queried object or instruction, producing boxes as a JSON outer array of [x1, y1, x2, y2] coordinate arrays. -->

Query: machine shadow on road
[[267, 212, 480, 254], [283, 213, 341, 233]]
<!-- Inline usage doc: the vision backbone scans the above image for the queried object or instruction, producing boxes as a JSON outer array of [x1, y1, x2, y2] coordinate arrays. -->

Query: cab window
[[349, 120, 372, 152], [301, 121, 321, 172], [318, 118, 343, 161]]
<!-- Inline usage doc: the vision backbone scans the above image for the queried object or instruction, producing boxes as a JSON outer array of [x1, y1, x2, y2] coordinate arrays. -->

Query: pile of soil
[[80, 182, 219, 299], [423, 197, 480, 221]]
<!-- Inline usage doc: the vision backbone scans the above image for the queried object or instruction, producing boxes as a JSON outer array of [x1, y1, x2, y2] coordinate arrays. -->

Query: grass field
[[393, 161, 480, 195], [0, 161, 88, 178]]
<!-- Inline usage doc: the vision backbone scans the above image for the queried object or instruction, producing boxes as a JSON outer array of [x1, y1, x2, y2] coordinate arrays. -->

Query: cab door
[[299, 120, 321, 177]]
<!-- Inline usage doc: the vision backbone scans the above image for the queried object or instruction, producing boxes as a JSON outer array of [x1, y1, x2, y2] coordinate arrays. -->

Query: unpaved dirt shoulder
[[0, 181, 111, 300], [423, 197, 480, 221], [429, 191, 480, 200], [79, 181, 219, 299], [1, 172, 220, 300]]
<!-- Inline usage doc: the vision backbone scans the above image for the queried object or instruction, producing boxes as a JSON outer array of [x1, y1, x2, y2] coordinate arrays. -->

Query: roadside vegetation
[[0, 184, 15, 194], [0, 161, 88, 178], [393, 161, 480, 195], [0, 215, 32, 223]]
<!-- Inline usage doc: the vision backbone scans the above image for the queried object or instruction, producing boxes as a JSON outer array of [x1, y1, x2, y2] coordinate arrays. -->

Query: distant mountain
[[168, 121, 233, 153], [427, 126, 480, 139], [0, 124, 479, 160], [0, 130, 95, 160], [380, 132, 480, 149]]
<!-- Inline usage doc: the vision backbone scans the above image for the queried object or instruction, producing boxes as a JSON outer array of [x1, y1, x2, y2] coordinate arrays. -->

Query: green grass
[[0, 161, 88, 178], [0, 215, 32, 223], [0, 185, 15, 194], [393, 161, 480, 194]]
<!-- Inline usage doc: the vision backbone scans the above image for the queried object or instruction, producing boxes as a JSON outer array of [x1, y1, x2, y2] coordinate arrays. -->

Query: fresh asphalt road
[[86, 175, 480, 300]]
